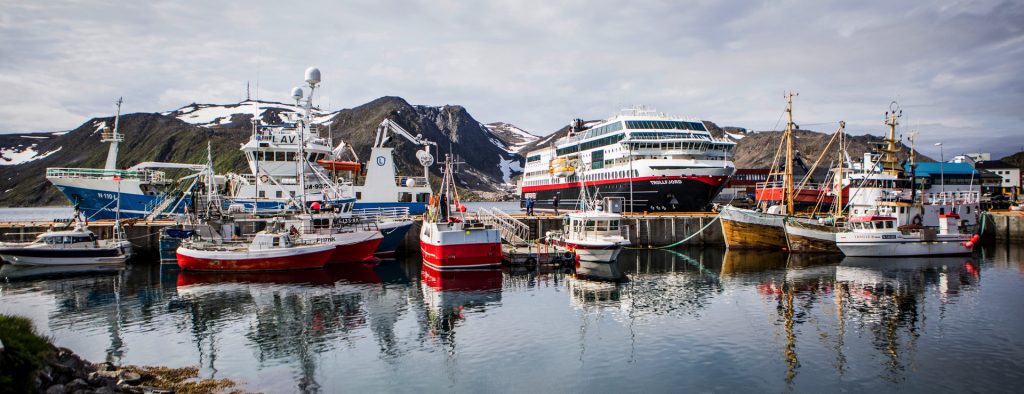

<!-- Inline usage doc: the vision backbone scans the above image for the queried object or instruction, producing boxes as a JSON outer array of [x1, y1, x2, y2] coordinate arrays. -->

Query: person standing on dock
[[553, 193, 560, 215], [526, 196, 535, 216]]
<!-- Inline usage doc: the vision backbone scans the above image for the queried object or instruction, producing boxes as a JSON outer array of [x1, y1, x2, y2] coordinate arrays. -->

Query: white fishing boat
[[0, 224, 131, 266], [420, 155, 502, 269], [545, 211, 629, 263], [835, 213, 977, 257], [279, 214, 383, 264], [176, 232, 336, 271]]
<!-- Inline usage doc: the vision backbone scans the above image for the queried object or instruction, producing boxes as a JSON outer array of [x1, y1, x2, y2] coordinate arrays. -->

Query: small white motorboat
[[0, 224, 131, 266], [835, 213, 977, 257], [545, 211, 630, 263]]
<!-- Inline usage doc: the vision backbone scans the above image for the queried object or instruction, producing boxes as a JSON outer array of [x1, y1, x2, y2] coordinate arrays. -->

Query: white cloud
[[0, 0, 1021, 159]]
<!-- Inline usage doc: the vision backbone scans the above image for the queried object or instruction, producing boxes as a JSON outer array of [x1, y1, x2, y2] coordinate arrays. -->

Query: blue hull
[[376, 221, 413, 255], [52, 185, 187, 220], [354, 202, 427, 215]]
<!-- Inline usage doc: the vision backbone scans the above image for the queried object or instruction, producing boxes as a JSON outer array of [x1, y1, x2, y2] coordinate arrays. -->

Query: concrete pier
[[986, 211, 1024, 243], [402, 213, 724, 253]]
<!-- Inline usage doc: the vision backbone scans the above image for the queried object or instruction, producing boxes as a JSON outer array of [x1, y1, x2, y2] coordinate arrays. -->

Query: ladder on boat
[[478, 207, 531, 247], [145, 194, 179, 221]]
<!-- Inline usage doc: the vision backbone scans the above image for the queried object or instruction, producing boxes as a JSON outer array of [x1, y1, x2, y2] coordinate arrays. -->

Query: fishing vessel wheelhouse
[[520, 107, 737, 212]]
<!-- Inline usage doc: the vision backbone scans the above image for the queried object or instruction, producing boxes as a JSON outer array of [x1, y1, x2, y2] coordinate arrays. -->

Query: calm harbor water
[[2, 244, 1024, 393]]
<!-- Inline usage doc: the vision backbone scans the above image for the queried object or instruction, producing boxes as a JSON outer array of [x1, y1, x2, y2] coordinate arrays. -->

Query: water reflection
[[420, 265, 502, 354], [0, 246, 1017, 392]]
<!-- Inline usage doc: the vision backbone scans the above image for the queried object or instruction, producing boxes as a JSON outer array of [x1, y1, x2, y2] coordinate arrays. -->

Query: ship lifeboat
[[549, 157, 575, 177], [317, 160, 361, 172]]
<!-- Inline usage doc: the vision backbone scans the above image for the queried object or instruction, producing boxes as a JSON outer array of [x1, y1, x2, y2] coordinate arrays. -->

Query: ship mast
[[102, 97, 124, 171], [833, 121, 846, 220], [881, 102, 903, 177], [784, 92, 797, 216]]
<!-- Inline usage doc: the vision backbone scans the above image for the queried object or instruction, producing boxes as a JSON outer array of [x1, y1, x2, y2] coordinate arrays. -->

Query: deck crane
[[374, 118, 437, 181]]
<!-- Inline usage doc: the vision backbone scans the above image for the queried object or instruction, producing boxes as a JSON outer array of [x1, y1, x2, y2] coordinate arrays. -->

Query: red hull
[[420, 241, 502, 269], [755, 186, 847, 205], [328, 238, 384, 264], [176, 249, 334, 271]]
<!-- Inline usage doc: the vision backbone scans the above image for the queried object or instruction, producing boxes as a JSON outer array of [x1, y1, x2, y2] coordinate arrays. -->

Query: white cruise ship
[[519, 106, 736, 212]]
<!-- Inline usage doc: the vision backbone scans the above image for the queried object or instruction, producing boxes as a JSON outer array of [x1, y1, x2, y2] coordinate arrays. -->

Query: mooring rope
[[627, 214, 721, 250]]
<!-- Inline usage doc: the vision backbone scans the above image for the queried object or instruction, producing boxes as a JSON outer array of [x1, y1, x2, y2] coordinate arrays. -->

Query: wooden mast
[[784, 92, 798, 216], [834, 121, 845, 220]]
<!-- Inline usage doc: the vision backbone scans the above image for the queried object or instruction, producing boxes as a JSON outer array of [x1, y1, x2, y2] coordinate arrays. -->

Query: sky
[[0, 0, 1021, 159]]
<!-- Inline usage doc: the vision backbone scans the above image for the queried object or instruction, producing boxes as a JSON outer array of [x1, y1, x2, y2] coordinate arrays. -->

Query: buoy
[[311, 201, 321, 211], [457, 204, 467, 212]]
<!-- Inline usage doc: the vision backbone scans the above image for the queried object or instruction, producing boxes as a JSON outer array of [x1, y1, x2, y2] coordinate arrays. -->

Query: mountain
[[0, 97, 527, 207], [1000, 151, 1024, 169]]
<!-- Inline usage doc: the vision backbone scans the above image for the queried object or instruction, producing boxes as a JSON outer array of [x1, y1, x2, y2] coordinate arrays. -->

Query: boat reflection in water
[[0, 262, 125, 281], [420, 262, 502, 349], [2, 245, 1017, 393], [751, 253, 981, 388]]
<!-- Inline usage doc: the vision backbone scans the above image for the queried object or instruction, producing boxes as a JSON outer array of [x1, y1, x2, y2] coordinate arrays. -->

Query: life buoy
[[259, 174, 269, 183], [912, 214, 923, 226]]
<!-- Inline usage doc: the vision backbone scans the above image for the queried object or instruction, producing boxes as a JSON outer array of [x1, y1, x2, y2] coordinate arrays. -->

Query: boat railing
[[395, 176, 428, 188], [755, 181, 826, 191], [352, 207, 411, 221], [46, 167, 166, 182], [923, 191, 981, 205]]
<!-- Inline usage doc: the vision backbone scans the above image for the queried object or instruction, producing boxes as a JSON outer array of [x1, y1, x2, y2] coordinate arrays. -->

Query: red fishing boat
[[419, 155, 502, 269], [176, 232, 335, 271]]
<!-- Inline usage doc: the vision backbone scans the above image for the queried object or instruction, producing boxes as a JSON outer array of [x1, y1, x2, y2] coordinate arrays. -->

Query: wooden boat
[[784, 219, 844, 253], [176, 232, 335, 271], [719, 205, 788, 249]]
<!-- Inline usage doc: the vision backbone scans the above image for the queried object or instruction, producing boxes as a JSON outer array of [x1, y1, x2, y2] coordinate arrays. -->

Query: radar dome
[[291, 87, 304, 100], [305, 67, 321, 85]]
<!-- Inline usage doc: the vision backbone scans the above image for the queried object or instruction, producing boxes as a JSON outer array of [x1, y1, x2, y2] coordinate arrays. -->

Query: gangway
[[478, 207, 530, 246], [478, 207, 569, 265]]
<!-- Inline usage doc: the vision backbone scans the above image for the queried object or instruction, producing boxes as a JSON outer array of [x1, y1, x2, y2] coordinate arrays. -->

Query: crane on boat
[[373, 118, 437, 179]]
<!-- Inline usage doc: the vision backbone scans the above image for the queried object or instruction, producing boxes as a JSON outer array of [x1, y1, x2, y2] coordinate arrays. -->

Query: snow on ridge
[[483, 122, 541, 153], [168, 100, 337, 128], [725, 132, 745, 140], [0, 144, 61, 166]]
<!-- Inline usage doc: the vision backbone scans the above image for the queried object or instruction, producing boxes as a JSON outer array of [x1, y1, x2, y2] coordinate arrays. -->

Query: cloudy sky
[[1, 0, 1021, 158]]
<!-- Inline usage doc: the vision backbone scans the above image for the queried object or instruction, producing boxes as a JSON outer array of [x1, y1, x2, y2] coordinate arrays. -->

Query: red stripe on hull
[[420, 241, 502, 268], [328, 238, 384, 264], [176, 249, 333, 271], [521, 175, 727, 193]]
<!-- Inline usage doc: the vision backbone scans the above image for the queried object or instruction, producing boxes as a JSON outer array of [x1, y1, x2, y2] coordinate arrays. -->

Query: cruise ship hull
[[522, 175, 728, 213]]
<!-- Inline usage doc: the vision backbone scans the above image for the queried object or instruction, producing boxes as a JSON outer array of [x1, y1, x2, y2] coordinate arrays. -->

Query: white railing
[[395, 176, 428, 187], [352, 207, 411, 221], [46, 167, 166, 182]]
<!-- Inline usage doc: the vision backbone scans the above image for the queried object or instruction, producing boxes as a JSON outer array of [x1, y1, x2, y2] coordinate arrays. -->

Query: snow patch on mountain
[[483, 122, 540, 153], [497, 154, 523, 184], [0, 144, 62, 166], [165, 100, 338, 128]]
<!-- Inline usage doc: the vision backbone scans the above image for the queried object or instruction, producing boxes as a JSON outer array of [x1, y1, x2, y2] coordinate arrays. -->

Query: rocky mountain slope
[[0, 97, 530, 207]]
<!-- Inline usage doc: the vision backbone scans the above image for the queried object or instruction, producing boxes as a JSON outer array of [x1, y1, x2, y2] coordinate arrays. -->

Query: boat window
[[609, 220, 619, 230], [286, 152, 296, 161], [272, 237, 280, 247], [885, 221, 894, 229]]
